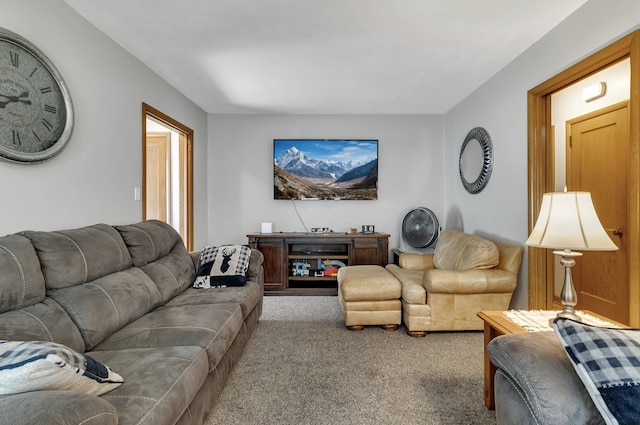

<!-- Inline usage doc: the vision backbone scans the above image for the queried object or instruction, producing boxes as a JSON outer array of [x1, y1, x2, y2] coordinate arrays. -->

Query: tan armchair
[[386, 230, 523, 336]]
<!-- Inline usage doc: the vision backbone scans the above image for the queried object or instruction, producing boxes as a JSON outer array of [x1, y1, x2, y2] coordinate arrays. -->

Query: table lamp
[[525, 191, 618, 321]]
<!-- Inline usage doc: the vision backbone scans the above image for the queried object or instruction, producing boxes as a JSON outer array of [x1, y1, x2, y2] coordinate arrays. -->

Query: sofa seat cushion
[[0, 390, 119, 425], [94, 303, 244, 372], [91, 346, 208, 425], [164, 281, 262, 320], [433, 230, 499, 270]]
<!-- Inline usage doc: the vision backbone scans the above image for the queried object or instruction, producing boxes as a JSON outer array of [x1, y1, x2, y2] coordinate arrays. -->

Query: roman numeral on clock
[[10, 51, 18, 67], [44, 104, 56, 114], [41, 118, 53, 132], [12, 130, 21, 145]]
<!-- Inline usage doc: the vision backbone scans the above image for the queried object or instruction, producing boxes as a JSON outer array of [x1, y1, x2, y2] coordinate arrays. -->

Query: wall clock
[[0, 27, 73, 164]]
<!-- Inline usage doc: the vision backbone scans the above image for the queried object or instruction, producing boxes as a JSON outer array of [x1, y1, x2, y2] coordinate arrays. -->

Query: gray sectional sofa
[[0, 220, 264, 425]]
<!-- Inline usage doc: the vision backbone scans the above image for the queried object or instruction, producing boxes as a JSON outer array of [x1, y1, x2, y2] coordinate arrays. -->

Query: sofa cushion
[[194, 245, 252, 288], [0, 234, 85, 351], [117, 221, 196, 303], [433, 230, 499, 270], [23, 224, 132, 289], [0, 390, 119, 425], [0, 234, 46, 313], [165, 281, 262, 320], [553, 318, 640, 425], [94, 303, 244, 372], [0, 298, 86, 353], [91, 346, 208, 425], [0, 340, 123, 396], [47, 267, 163, 350], [116, 220, 184, 267]]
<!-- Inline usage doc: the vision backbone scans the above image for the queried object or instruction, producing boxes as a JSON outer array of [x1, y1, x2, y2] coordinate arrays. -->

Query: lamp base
[[556, 309, 582, 322]]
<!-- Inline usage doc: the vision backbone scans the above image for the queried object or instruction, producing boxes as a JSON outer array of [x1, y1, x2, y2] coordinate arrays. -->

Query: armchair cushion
[[424, 269, 517, 294], [433, 230, 499, 270], [398, 253, 434, 270]]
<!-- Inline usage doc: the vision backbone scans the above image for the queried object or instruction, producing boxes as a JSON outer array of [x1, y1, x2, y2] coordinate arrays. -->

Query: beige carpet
[[205, 296, 496, 425]]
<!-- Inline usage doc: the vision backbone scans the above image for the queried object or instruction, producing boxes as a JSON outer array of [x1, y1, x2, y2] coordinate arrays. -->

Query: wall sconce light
[[581, 82, 606, 102]]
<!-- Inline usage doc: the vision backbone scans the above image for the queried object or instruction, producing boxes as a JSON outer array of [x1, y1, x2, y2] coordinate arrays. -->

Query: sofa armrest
[[385, 264, 426, 304], [488, 332, 603, 425], [398, 253, 435, 270], [246, 249, 264, 284], [423, 269, 517, 294], [0, 390, 118, 425]]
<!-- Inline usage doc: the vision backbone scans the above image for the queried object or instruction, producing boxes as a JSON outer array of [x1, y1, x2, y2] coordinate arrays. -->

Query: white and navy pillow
[[0, 340, 123, 396], [553, 318, 640, 425], [194, 244, 251, 288]]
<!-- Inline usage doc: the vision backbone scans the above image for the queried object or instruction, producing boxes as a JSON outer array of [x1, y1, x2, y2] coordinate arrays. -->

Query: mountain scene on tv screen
[[274, 142, 378, 200]]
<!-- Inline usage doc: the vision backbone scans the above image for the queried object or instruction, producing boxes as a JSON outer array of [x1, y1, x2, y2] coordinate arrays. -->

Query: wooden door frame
[[142, 103, 194, 251], [527, 30, 640, 326]]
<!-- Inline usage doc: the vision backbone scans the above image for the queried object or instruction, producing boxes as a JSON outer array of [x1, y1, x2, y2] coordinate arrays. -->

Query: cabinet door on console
[[249, 239, 286, 290], [351, 237, 389, 266]]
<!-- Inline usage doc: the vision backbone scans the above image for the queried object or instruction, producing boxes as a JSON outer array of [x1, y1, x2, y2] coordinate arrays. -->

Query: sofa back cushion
[[433, 230, 499, 271], [24, 224, 162, 350], [0, 234, 84, 352], [117, 220, 196, 303], [23, 224, 132, 289]]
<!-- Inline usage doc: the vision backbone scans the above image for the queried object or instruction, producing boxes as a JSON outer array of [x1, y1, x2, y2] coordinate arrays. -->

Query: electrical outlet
[[134, 187, 141, 201]]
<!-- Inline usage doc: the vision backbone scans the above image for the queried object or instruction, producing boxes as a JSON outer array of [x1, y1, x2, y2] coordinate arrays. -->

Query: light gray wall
[[207, 114, 444, 257], [443, 0, 640, 308], [0, 0, 209, 247]]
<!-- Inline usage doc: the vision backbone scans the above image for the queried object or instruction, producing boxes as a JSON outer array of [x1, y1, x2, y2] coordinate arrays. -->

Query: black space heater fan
[[401, 207, 440, 249]]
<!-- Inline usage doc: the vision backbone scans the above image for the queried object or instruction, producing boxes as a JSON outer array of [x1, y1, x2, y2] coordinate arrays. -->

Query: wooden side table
[[476, 311, 527, 410]]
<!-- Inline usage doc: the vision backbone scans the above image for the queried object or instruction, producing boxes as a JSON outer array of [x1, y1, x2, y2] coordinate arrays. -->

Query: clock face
[[0, 28, 73, 163]]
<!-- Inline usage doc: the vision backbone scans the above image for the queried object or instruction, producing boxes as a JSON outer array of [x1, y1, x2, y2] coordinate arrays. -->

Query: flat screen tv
[[274, 139, 378, 200]]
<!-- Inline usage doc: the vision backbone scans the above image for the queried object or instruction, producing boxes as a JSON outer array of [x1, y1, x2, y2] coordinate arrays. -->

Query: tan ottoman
[[337, 265, 402, 331]]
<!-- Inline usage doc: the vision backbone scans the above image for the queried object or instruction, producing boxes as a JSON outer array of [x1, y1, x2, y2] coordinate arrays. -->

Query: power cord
[[291, 199, 309, 232]]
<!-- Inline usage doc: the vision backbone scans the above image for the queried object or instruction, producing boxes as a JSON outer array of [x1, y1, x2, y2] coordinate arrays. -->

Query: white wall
[[207, 114, 444, 258], [444, 0, 640, 308], [0, 0, 209, 248]]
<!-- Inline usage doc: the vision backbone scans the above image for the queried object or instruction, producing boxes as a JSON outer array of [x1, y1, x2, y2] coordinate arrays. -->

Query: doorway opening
[[142, 103, 194, 250], [527, 30, 640, 326]]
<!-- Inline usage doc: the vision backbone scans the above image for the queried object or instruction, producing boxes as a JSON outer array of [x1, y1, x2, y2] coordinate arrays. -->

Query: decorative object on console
[[274, 139, 378, 200], [526, 191, 618, 321], [194, 244, 252, 288], [459, 127, 493, 194], [0, 27, 74, 163], [553, 318, 640, 424], [361, 225, 375, 233], [401, 207, 439, 248]]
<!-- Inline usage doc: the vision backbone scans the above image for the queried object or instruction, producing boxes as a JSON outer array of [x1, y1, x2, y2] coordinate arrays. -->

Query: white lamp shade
[[526, 191, 618, 251]]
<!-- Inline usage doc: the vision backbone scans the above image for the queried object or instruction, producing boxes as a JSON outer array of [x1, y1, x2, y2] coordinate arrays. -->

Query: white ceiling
[[62, 0, 587, 115]]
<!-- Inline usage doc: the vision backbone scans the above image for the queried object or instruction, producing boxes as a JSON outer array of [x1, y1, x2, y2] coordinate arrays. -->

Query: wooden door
[[567, 102, 629, 323], [145, 132, 170, 222]]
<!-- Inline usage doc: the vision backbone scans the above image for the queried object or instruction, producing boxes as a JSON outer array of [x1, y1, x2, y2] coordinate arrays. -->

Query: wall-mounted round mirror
[[459, 127, 493, 194]]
